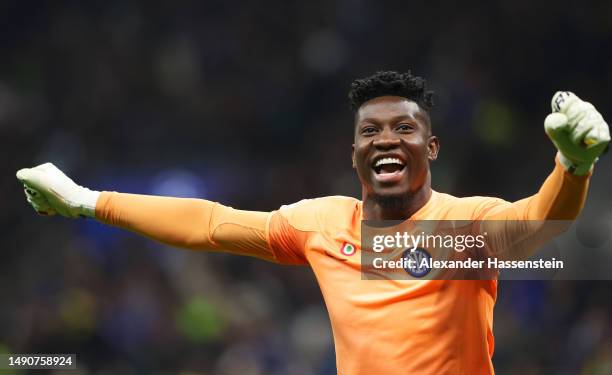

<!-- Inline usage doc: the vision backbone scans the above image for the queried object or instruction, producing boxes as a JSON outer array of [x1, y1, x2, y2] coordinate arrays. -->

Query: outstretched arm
[[482, 91, 609, 221], [481, 156, 590, 221], [475, 92, 609, 260], [96, 192, 273, 259], [16, 163, 303, 263]]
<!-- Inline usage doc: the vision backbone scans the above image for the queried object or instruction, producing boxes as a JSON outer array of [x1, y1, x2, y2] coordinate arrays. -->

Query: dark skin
[[352, 96, 440, 221]]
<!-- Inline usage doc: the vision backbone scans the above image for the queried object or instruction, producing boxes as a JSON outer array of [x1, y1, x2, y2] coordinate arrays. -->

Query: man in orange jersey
[[16, 71, 610, 374]]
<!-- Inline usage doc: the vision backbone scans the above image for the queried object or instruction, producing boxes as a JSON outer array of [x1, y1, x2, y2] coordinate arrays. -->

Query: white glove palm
[[16, 162, 100, 218], [544, 91, 610, 175]]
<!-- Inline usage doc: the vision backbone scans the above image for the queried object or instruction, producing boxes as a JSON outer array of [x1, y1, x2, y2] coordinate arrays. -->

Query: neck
[[361, 176, 432, 221]]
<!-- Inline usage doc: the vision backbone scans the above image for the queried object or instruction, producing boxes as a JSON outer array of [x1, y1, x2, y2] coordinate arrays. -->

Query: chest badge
[[341, 242, 357, 256], [403, 247, 432, 277]]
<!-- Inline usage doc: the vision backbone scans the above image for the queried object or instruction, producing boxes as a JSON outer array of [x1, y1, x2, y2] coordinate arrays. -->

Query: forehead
[[356, 96, 426, 123]]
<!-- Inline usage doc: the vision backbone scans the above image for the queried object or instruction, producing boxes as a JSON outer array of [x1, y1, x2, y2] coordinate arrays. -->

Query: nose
[[372, 129, 401, 150]]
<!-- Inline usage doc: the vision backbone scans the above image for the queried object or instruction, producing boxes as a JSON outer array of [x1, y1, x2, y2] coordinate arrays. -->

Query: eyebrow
[[358, 114, 418, 125]]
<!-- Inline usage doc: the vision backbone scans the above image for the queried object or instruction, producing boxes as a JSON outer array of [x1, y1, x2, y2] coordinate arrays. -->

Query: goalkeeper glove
[[544, 91, 610, 175], [16, 162, 100, 218]]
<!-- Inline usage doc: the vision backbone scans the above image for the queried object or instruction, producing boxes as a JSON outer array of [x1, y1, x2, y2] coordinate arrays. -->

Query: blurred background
[[2, 0, 612, 373]]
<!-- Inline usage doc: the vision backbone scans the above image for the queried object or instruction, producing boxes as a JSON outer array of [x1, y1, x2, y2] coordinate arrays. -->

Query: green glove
[[544, 91, 610, 175], [16, 162, 100, 218]]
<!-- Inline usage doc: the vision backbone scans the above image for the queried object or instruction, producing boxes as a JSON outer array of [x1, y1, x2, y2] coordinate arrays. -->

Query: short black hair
[[348, 70, 434, 112]]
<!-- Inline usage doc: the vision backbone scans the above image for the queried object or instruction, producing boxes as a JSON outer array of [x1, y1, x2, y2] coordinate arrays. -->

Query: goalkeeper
[[16, 71, 610, 374]]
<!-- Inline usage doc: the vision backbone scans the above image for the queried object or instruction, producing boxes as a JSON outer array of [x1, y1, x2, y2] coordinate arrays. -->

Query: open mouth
[[372, 157, 406, 182]]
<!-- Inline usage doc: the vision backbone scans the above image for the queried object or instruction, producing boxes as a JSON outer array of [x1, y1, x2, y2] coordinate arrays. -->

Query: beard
[[371, 192, 411, 213]]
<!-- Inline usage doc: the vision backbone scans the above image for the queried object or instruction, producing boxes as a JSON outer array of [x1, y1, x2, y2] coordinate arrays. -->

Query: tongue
[[380, 164, 402, 174]]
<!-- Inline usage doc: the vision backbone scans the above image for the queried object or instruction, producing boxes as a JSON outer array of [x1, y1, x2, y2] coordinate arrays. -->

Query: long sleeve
[[474, 157, 591, 260], [480, 157, 590, 221], [95, 192, 279, 262]]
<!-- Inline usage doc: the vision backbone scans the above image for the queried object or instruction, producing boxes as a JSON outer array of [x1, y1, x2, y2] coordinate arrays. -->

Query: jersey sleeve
[[95, 192, 326, 265], [475, 157, 590, 220], [267, 199, 327, 265], [470, 157, 591, 260], [96, 192, 280, 262]]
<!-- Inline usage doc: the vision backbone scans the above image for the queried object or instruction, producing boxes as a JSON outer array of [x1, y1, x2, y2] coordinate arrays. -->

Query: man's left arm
[[476, 92, 609, 260], [482, 156, 590, 221], [483, 91, 609, 221]]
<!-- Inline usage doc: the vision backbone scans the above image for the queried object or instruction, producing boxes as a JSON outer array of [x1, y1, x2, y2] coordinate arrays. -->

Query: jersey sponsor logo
[[402, 247, 431, 277], [341, 242, 356, 256]]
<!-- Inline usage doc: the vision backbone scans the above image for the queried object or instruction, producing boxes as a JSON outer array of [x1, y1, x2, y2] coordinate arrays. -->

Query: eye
[[361, 126, 378, 135], [396, 123, 415, 132]]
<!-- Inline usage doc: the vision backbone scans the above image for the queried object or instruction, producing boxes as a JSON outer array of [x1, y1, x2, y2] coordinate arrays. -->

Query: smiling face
[[352, 95, 439, 202]]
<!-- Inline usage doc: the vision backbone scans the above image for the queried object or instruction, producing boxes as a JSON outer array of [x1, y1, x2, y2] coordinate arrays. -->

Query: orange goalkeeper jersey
[[96, 159, 589, 374], [271, 193, 503, 374]]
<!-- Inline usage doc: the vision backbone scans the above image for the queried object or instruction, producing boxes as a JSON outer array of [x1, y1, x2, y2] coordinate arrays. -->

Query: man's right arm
[[96, 191, 274, 259], [17, 163, 308, 264]]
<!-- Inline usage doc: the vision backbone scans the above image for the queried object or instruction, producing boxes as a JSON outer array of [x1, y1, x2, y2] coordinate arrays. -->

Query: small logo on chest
[[340, 242, 356, 256], [403, 247, 432, 277]]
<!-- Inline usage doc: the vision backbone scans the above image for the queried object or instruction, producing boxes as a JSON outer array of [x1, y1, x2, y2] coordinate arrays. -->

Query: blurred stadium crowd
[[2, 0, 612, 373]]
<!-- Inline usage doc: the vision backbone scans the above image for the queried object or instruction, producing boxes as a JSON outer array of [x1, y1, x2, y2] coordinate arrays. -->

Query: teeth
[[375, 157, 405, 167]]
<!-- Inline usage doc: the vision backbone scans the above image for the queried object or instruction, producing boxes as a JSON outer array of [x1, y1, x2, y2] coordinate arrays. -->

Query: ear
[[351, 144, 356, 169], [427, 136, 439, 161]]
